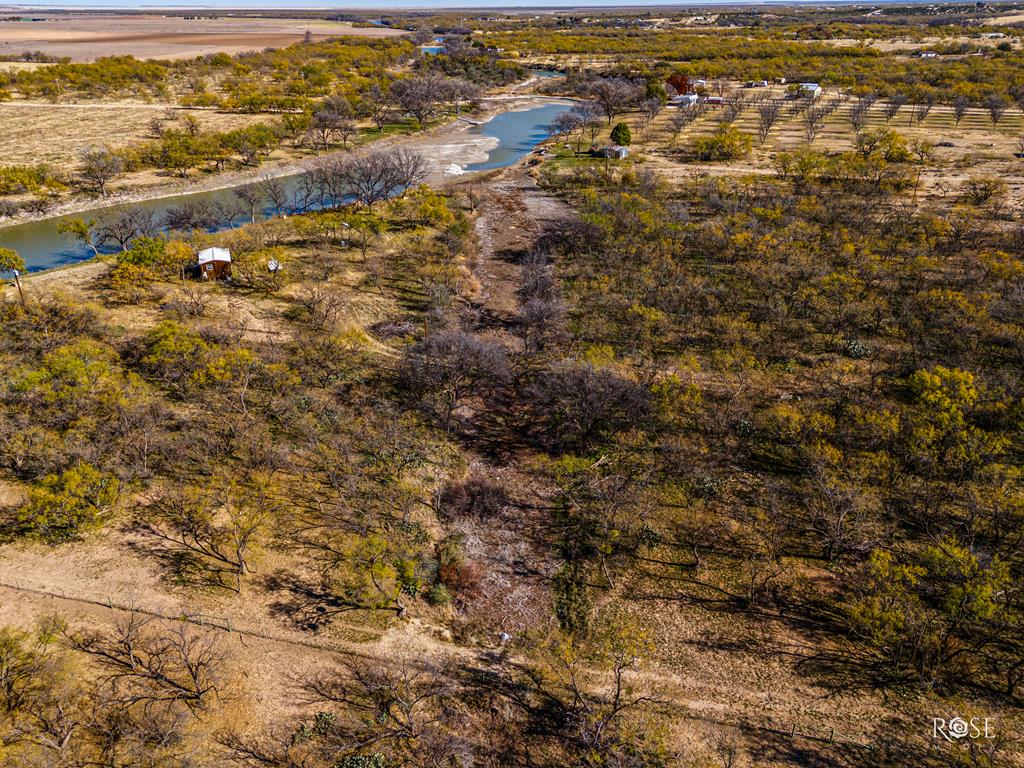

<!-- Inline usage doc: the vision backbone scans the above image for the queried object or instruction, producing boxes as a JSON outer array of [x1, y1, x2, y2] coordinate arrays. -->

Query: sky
[[2, 0, 856, 7]]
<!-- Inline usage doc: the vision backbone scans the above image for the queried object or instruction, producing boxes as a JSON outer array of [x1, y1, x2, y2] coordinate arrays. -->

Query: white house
[[196, 247, 231, 280], [599, 145, 630, 159], [799, 82, 823, 99], [670, 93, 700, 107]]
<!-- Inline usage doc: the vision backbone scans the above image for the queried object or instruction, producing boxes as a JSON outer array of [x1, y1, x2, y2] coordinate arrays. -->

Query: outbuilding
[[798, 82, 823, 99], [195, 247, 231, 280], [598, 145, 630, 159], [670, 93, 700, 107]]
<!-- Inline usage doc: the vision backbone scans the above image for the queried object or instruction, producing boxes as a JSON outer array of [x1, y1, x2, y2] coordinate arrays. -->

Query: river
[[0, 99, 569, 273]]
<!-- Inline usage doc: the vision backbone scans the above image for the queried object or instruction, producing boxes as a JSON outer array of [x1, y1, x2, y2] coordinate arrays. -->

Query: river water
[[1, 99, 569, 273]]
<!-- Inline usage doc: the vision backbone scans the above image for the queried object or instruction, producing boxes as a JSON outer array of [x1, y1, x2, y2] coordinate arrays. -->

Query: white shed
[[799, 82, 823, 99], [196, 247, 231, 279]]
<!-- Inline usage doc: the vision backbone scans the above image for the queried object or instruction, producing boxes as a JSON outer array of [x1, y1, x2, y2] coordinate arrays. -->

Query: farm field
[[0, 103, 269, 166], [0, 14, 406, 61]]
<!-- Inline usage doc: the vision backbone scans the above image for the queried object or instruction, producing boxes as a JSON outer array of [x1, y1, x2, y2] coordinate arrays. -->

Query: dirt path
[[428, 163, 576, 639], [465, 163, 570, 344]]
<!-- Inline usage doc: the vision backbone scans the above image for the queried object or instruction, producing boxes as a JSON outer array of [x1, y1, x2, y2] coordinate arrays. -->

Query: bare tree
[[390, 74, 448, 127], [549, 109, 582, 146], [986, 93, 1008, 126], [883, 93, 907, 122], [399, 330, 511, 430], [637, 97, 663, 135], [219, 659, 460, 767], [93, 206, 160, 251], [517, 251, 567, 352], [583, 77, 641, 123], [260, 174, 289, 216], [305, 95, 356, 152], [164, 198, 241, 231], [445, 76, 482, 116], [302, 659, 455, 752], [914, 96, 934, 125], [234, 182, 265, 223], [308, 147, 427, 209], [952, 95, 971, 126], [757, 100, 782, 144], [848, 93, 876, 134], [803, 106, 828, 142], [550, 103, 602, 156], [71, 612, 223, 713], [294, 283, 350, 329], [363, 81, 394, 131], [77, 147, 124, 197], [669, 103, 706, 142], [721, 93, 748, 124]]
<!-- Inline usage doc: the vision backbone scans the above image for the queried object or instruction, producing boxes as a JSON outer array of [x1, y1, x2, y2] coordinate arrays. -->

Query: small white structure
[[916, 50, 939, 58], [670, 93, 700, 107], [799, 82, 823, 99], [599, 145, 630, 159], [196, 247, 231, 280]]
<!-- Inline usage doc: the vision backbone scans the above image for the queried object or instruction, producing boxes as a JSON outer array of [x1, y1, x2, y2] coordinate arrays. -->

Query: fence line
[[761, 721, 875, 751], [0, 578, 368, 657]]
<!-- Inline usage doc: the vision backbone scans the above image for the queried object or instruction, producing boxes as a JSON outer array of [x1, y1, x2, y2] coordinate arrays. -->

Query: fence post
[[829, 728, 834, 743], [790, 724, 796, 737]]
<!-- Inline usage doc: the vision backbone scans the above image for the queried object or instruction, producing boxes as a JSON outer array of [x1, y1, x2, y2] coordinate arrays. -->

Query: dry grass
[[0, 104, 268, 166], [820, 35, 1020, 51], [0, 14, 406, 62], [0, 61, 52, 73]]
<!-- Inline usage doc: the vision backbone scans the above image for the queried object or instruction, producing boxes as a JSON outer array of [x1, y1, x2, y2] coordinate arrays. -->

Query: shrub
[[522, 362, 653, 453], [439, 476, 510, 520], [691, 126, 752, 161], [962, 176, 1008, 206], [14, 463, 119, 542], [552, 563, 592, 635], [425, 583, 452, 606], [436, 534, 483, 603]]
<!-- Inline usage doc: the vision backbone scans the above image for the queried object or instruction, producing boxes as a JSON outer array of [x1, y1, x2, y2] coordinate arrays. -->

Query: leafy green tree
[[57, 219, 101, 257], [609, 122, 632, 146], [0, 247, 26, 306], [15, 462, 119, 542], [903, 366, 1005, 479]]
